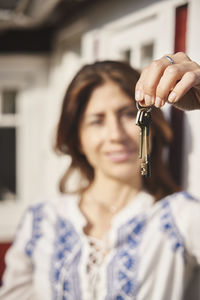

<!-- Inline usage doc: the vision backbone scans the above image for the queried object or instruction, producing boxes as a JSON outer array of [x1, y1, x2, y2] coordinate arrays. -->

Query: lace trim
[[85, 235, 109, 299]]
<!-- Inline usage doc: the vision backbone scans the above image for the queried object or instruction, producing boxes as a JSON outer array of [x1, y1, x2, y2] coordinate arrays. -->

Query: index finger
[[135, 57, 172, 105]]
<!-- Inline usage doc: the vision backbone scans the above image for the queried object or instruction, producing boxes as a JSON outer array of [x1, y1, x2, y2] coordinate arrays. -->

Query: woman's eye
[[123, 110, 137, 118], [89, 119, 103, 125]]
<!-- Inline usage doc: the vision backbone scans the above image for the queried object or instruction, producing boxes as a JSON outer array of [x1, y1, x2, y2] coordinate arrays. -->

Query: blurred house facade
[[0, 0, 200, 255]]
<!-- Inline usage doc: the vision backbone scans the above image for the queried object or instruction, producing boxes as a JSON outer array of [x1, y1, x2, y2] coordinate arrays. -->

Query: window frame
[[0, 55, 48, 241]]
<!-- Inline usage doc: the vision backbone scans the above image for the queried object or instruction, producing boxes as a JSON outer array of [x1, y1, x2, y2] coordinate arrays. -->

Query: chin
[[105, 166, 140, 182]]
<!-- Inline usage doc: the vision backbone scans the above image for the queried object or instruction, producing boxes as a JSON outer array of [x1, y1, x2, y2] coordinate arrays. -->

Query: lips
[[104, 149, 137, 162]]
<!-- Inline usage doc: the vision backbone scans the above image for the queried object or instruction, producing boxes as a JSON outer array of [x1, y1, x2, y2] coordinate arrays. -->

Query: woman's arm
[[135, 52, 200, 110]]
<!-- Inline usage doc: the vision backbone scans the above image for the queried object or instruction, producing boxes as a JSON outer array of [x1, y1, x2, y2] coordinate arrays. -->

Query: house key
[[136, 103, 152, 178]]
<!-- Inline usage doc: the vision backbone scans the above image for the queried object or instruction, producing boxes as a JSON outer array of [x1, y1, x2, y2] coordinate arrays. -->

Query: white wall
[[42, 50, 82, 198]]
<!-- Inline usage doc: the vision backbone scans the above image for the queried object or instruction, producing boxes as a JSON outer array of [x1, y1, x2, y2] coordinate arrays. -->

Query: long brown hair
[[55, 60, 180, 201]]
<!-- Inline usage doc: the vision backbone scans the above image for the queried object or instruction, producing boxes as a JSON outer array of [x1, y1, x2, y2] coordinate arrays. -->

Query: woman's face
[[79, 81, 141, 184]]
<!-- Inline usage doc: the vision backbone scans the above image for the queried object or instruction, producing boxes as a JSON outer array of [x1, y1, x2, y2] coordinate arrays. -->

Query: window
[[2, 90, 17, 114], [120, 49, 131, 63], [140, 43, 154, 69], [0, 89, 18, 201]]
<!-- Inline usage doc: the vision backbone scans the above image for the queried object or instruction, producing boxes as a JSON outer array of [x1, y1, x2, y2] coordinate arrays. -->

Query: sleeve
[[0, 208, 36, 300], [172, 192, 200, 265], [185, 199, 200, 264]]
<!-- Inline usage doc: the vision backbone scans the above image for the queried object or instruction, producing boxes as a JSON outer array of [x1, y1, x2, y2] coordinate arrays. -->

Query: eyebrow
[[118, 104, 136, 114], [85, 104, 136, 118]]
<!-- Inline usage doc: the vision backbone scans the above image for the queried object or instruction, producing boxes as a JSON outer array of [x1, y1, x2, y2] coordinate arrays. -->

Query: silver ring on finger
[[165, 55, 175, 65]]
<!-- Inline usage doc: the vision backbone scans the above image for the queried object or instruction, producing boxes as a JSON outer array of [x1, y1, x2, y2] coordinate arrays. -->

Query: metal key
[[136, 110, 145, 158], [141, 111, 151, 177], [136, 105, 152, 178]]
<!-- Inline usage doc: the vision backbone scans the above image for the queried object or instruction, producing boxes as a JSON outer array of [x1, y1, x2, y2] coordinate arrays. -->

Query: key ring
[[136, 101, 152, 112]]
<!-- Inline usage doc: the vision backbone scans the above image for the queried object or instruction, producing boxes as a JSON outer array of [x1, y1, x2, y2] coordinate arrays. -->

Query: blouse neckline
[[60, 190, 155, 243]]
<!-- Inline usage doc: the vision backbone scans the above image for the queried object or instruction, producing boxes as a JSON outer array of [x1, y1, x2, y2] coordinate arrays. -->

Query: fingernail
[[155, 97, 162, 107], [138, 100, 146, 107], [145, 94, 152, 106], [135, 90, 142, 101], [168, 92, 176, 103]]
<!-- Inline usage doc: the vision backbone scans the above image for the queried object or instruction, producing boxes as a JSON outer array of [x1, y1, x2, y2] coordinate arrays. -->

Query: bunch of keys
[[136, 102, 152, 178]]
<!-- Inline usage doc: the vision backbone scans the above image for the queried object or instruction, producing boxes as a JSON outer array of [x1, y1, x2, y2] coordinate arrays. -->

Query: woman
[[1, 52, 200, 300]]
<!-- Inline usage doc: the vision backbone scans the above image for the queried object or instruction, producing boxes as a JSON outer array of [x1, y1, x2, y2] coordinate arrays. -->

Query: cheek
[[125, 122, 140, 145], [79, 129, 103, 158]]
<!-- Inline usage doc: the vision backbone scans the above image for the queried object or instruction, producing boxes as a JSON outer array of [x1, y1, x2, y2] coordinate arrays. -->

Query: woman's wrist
[[171, 87, 200, 111]]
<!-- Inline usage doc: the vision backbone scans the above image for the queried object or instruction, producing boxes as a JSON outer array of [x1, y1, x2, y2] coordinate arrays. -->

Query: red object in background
[[174, 5, 188, 53], [0, 242, 11, 284], [169, 4, 188, 186]]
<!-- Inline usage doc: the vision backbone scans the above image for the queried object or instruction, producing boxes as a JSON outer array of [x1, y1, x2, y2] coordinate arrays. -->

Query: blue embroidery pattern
[[51, 217, 82, 300], [106, 215, 146, 300], [25, 203, 44, 257], [182, 191, 200, 202], [160, 198, 185, 257]]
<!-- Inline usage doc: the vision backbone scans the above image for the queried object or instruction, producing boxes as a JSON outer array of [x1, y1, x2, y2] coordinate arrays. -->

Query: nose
[[107, 117, 126, 142]]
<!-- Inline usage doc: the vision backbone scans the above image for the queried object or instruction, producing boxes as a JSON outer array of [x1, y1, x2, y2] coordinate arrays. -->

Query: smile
[[104, 150, 136, 163]]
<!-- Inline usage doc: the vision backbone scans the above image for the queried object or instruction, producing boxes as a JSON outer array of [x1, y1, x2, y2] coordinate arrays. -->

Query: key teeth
[[141, 161, 151, 178]]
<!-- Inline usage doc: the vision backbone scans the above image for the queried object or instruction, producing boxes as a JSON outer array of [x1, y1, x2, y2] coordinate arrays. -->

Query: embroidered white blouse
[[0, 191, 200, 300]]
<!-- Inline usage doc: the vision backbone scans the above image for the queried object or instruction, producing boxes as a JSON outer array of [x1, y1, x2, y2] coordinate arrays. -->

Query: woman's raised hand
[[135, 52, 200, 109]]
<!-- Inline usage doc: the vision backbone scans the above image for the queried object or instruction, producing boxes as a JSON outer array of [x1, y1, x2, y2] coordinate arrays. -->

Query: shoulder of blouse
[[162, 190, 200, 212], [165, 191, 200, 262]]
